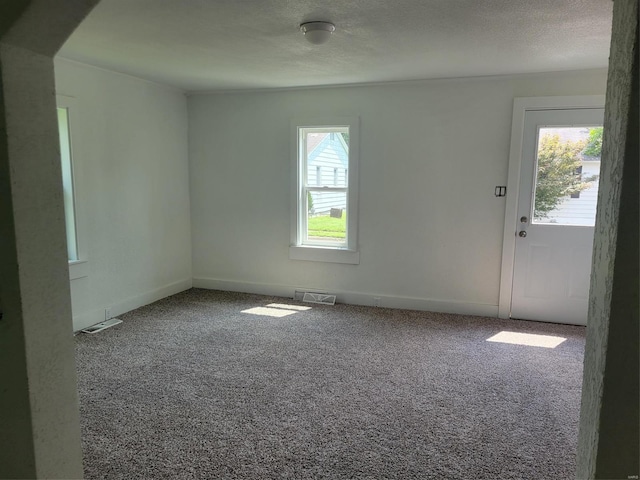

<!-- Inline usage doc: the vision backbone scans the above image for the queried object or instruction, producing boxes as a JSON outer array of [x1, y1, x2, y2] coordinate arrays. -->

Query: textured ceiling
[[58, 0, 613, 92]]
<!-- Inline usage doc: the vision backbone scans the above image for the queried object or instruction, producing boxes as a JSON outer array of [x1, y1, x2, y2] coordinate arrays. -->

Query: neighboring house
[[306, 132, 348, 215], [544, 156, 600, 225]]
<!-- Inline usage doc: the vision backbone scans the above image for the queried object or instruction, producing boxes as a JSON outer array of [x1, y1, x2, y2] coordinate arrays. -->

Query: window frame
[[57, 105, 78, 261], [57, 95, 88, 280], [290, 117, 360, 265]]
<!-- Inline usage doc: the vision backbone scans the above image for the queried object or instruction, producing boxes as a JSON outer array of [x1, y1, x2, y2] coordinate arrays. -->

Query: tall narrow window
[[290, 117, 359, 264], [57, 107, 78, 261]]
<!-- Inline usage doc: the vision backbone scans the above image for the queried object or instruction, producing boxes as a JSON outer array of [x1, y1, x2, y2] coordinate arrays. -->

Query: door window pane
[[532, 126, 602, 226]]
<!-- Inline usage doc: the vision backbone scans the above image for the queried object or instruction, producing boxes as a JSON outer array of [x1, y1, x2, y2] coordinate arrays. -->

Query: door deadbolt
[[520, 216, 528, 223], [518, 231, 527, 238]]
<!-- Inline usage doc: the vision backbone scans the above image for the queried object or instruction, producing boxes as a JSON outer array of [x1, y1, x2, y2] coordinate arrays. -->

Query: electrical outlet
[[373, 297, 381, 307], [105, 307, 112, 320]]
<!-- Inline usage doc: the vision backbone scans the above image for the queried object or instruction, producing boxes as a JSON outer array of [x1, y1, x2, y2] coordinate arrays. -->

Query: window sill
[[69, 260, 89, 280], [289, 245, 359, 264]]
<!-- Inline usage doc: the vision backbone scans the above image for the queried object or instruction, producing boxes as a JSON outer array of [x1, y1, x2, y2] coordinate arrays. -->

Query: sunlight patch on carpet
[[486, 331, 567, 348], [242, 306, 298, 317]]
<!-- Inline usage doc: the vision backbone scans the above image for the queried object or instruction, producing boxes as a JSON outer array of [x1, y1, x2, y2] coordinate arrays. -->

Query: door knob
[[519, 231, 527, 238]]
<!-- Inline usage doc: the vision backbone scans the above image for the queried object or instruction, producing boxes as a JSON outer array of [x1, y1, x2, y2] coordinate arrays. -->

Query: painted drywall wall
[[188, 70, 607, 315], [0, 46, 84, 480], [577, 0, 639, 477], [54, 58, 192, 331], [0, 1, 99, 477]]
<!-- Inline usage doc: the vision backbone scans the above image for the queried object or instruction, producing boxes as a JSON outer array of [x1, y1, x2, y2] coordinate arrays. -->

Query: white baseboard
[[192, 277, 498, 318], [73, 278, 192, 332]]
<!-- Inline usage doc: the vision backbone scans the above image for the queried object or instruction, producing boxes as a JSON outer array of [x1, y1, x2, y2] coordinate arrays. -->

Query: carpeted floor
[[75, 288, 586, 479]]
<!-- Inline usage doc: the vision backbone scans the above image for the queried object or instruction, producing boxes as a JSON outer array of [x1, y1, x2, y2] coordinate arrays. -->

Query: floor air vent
[[302, 292, 336, 305], [81, 318, 122, 334]]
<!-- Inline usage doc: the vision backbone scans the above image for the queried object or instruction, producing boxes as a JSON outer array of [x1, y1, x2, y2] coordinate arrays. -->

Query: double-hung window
[[290, 117, 359, 264]]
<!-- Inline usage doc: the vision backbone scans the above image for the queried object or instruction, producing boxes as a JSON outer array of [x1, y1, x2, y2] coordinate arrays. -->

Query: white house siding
[[537, 160, 600, 226], [307, 133, 348, 215]]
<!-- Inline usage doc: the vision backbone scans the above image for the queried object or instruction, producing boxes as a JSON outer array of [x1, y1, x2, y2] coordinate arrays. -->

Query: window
[[57, 95, 88, 280], [290, 117, 359, 264], [57, 106, 78, 262]]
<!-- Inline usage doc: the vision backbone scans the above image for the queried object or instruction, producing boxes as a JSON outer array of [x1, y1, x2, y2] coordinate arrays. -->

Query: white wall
[[54, 58, 192, 331], [188, 69, 607, 316]]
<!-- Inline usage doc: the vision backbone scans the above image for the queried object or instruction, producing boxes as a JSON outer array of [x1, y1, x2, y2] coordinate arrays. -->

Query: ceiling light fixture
[[299, 21, 335, 45]]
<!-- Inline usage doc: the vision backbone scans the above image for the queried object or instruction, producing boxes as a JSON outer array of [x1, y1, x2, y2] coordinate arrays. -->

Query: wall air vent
[[302, 292, 336, 305], [81, 318, 122, 334]]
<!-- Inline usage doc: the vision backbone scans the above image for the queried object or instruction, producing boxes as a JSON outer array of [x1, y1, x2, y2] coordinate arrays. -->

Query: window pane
[[532, 126, 602, 226], [57, 107, 78, 261], [306, 190, 347, 246], [305, 132, 349, 188]]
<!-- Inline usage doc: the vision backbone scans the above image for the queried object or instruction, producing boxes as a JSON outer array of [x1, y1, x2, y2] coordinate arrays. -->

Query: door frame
[[498, 95, 605, 319]]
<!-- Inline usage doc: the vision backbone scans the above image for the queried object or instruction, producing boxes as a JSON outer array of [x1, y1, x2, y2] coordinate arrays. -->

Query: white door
[[511, 108, 604, 325]]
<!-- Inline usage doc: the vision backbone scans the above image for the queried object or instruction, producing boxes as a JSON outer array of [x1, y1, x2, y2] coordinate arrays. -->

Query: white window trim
[[290, 116, 360, 264], [68, 260, 89, 280], [57, 94, 89, 280]]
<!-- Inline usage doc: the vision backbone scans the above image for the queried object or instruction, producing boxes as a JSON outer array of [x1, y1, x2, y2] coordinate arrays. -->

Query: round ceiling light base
[[300, 21, 335, 45]]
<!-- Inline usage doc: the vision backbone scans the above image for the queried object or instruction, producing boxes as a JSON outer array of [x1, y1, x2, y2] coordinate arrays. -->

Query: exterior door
[[511, 108, 604, 325]]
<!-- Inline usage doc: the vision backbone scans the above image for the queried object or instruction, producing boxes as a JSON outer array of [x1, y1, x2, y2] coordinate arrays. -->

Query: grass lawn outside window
[[308, 213, 346, 240]]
